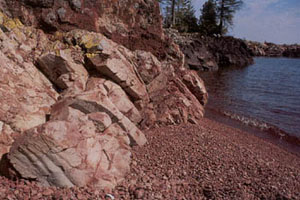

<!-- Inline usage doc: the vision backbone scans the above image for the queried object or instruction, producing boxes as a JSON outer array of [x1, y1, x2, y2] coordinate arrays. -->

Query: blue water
[[201, 57, 300, 138]]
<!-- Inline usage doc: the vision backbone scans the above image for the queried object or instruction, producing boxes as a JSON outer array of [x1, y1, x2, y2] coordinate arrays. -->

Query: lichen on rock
[[0, 0, 208, 189]]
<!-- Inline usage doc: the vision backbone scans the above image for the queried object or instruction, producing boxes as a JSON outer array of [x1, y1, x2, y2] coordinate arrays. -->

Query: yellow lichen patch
[[45, 40, 65, 54], [3, 19, 16, 30], [80, 34, 101, 49], [0, 11, 23, 30], [55, 49, 61, 56], [83, 39, 98, 49], [0, 12, 4, 24], [14, 18, 23, 27], [3, 19, 23, 30], [86, 53, 97, 58]]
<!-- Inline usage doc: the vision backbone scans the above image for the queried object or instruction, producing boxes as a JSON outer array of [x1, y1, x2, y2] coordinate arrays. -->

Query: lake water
[[200, 57, 300, 145]]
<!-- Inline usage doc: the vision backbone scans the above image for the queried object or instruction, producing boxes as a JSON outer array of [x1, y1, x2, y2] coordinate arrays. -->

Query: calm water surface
[[200, 57, 300, 139]]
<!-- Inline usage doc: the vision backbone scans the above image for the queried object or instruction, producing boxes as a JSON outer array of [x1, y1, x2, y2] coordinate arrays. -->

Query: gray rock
[[43, 12, 57, 25], [57, 7, 66, 21], [69, 0, 81, 11]]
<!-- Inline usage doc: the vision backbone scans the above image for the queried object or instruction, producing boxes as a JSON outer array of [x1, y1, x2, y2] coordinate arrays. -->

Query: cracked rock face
[[0, 0, 208, 189], [9, 117, 132, 189], [5, 0, 169, 59], [0, 11, 59, 157], [37, 49, 88, 91]]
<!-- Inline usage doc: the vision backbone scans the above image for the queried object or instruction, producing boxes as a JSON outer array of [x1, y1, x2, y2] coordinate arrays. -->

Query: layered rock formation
[[5, 0, 170, 60], [166, 29, 254, 71], [0, 0, 207, 190], [246, 41, 300, 58]]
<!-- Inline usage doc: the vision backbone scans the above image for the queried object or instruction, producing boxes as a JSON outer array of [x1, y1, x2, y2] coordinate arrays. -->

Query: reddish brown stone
[[5, 0, 170, 59], [0, 0, 210, 190]]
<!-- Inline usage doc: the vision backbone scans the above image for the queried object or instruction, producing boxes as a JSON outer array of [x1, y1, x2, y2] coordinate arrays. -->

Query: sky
[[192, 0, 300, 44]]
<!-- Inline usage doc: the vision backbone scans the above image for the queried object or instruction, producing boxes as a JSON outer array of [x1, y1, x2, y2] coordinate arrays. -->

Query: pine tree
[[160, 0, 198, 32], [199, 0, 218, 35], [171, 0, 176, 27], [216, 0, 243, 35], [175, 0, 198, 32], [159, 0, 175, 28]]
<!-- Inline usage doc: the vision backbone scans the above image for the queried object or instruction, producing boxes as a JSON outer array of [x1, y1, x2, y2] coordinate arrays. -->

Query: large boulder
[[37, 49, 88, 92], [146, 73, 206, 126], [8, 117, 131, 189], [133, 50, 162, 85], [94, 79, 142, 124], [86, 45, 149, 103], [7, 75, 147, 189], [182, 70, 208, 106]]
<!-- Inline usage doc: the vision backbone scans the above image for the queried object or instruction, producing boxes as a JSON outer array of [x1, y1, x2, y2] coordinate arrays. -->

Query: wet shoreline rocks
[[246, 40, 300, 58], [166, 29, 300, 72]]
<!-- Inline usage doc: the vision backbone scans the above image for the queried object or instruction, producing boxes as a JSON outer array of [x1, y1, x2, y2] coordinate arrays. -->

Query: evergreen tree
[[175, 0, 198, 32], [216, 0, 243, 35], [171, 0, 176, 27], [160, 0, 198, 32], [199, 0, 218, 35], [159, 0, 175, 27]]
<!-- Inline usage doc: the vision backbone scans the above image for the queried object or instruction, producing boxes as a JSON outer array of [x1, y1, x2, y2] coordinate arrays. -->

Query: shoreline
[[1, 118, 299, 199], [198, 56, 300, 156], [1, 0, 298, 197], [119, 119, 300, 199], [204, 107, 300, 157]]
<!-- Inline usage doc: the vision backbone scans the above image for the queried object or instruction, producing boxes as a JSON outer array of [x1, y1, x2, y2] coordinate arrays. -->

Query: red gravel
[[1, 118, 299, 199]]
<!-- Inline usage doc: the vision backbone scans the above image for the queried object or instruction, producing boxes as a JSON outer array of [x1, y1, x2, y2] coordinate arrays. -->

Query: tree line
[[159, 0, 243, 36]]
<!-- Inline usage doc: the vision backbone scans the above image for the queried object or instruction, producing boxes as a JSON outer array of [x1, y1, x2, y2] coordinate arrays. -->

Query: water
[[200, 57, 300, 145]]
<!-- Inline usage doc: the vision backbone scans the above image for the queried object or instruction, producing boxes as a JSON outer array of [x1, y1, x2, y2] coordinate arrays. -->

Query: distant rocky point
[[166, 29, 300, 72], [166, 29, 254, 71], [245, 40, 300, 58]]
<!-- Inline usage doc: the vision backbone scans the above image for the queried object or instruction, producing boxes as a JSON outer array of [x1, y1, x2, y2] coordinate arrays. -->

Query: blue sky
[[192, 0, 300, 44]]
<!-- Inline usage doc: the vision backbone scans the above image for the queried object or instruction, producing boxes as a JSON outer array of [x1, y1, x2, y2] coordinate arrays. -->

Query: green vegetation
[[199, 0, 218, 35], [159, 0, 243, 35], [160, 0, 198, 32], [216, 0, 243, 35]]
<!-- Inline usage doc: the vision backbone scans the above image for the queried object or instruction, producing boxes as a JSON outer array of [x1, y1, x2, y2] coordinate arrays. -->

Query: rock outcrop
[[246, 41, 300, 58], [166, 29, 254, 71], [0, 10, 59, 157], [167, 29, 300, 72], [283, 47, 300, 58], [0, 0, 208, 190], [5, 0, 170, 60]]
